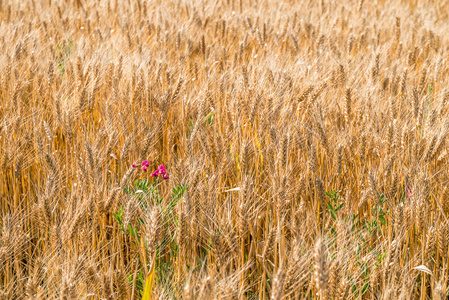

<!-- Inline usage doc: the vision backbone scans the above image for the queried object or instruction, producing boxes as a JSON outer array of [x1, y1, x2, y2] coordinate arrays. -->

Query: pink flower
[[132, 164, 137, 168], [142, 160, 150, 167], [406, 184, 412, 196], [151, 165, 168, 178], [142, 166, 148, 171], [158, 165, 166, 175]]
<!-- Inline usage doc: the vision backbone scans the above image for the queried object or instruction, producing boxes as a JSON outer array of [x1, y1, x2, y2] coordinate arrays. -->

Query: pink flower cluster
[[132, 161, 169, 180], [152, 165, 169, 179]]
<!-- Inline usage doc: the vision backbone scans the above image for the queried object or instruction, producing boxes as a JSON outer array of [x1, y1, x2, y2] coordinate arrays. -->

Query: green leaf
[[128, 225, 138, 238], [327, 202, 337, 220], [335, 203, 344, 211], [203, 110, 215, 125], [361, 282, 370, 295]]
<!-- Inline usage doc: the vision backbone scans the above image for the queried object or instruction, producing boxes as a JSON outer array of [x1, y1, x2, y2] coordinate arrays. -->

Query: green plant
[[54, 38, 74, 74], [326, 189, 343, 221], [114, 177, 187, 297]]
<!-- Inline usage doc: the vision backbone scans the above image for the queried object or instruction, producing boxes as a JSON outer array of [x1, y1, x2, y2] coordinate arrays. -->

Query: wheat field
[[1, 0, 449, 299]]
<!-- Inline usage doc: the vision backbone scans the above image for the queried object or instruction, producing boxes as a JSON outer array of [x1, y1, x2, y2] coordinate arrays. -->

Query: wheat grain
[[2, 1, 449, 298]]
